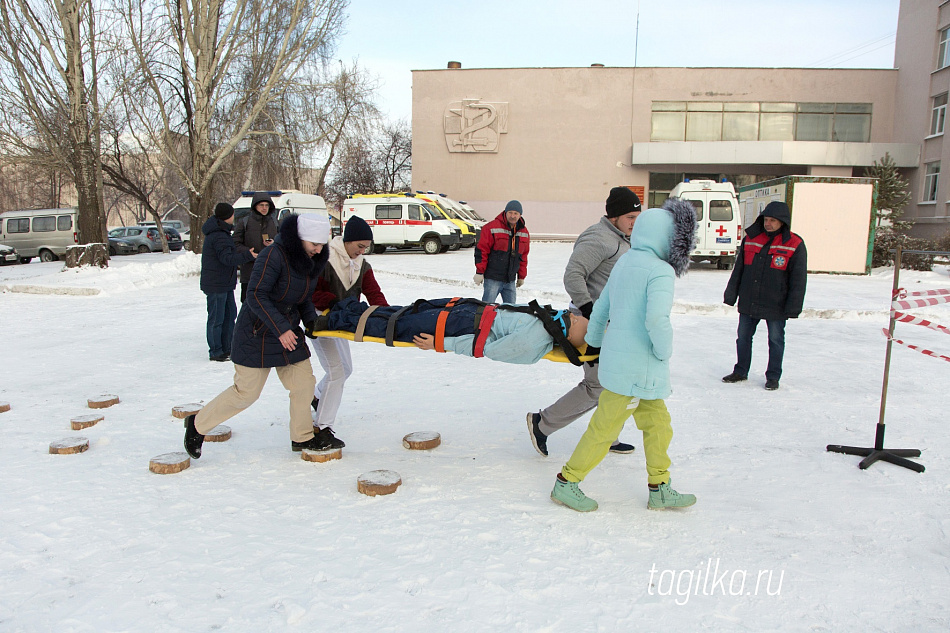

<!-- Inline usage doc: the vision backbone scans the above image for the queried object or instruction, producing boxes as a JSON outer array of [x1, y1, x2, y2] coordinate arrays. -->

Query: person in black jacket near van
[[233, 192, 279, 303], [200, 203, 257, 361], [184, 213, 333, 459], [722, 201, 807, 391]]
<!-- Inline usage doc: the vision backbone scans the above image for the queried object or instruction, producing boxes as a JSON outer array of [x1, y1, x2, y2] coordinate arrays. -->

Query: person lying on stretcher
[[307, 296, 590, 365]]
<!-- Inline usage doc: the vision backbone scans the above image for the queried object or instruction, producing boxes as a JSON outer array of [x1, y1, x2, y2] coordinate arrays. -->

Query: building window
[[651, 101, 871, 143], [931, 93, 947, 136], [923, 162, 940, 202], [939, 27, 950, 69]]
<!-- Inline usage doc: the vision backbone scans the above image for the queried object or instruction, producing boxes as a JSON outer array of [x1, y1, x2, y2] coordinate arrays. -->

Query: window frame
[[923, 162, 940, 203], [931, 93, 948, 136], [939, 27, 950, 70]]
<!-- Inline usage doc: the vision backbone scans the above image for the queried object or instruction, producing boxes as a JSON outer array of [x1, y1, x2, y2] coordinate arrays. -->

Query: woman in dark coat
[[184, 213, 332, 459]]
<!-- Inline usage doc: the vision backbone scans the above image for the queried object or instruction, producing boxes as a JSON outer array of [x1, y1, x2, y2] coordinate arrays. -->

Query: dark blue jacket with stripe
[[230, 214, 329, 368]]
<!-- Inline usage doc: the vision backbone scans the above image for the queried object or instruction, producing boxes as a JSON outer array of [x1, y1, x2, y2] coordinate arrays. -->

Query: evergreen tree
[[864, 152, 911, 230]]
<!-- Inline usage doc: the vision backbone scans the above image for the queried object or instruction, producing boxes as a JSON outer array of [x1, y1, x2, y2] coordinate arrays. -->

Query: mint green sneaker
[[647, 482, 696, 510], [551, 478, 598, 512]]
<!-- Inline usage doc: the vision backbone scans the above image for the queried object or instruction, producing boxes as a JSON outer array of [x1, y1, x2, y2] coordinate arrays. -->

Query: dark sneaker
[[315, 426, 345, 449], [526, 412, 548, 456], [765, 379, 780, 391], [292, 434, 333, 452], [183, 414, 204, 459], [609, 442, 635, 454], [209, 354, 228, 362], [722, 372, 748, 383], [311, 397, 320, 413]]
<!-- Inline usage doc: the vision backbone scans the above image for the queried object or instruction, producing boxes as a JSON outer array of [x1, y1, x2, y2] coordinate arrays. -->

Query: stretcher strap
[[385, 305, 413, 347], [434, 297, 460, 353], [354, 305, 379, 342], [472, 305, 497, 358]]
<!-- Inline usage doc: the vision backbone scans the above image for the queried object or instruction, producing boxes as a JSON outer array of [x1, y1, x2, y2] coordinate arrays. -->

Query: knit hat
[[343, 215, 374, 242], [605, 187, 642, 218], [214, 202, 234, 221], [297, 214, 330, 243], [504, 200, 523, 215]]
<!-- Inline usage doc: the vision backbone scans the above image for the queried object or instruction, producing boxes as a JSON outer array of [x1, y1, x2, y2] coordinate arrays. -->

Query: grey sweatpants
[[538, 362, 623, 447]]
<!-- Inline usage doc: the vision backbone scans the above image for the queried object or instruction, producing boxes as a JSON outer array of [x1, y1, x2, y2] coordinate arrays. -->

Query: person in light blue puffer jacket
[[551, 197, 699, 513]]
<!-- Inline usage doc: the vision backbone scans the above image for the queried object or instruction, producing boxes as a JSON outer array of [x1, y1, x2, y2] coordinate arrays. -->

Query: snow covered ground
[[1, 244, 949, 632]]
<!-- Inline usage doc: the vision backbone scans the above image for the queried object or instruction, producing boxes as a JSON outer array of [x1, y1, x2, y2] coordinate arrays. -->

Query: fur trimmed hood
[[629, 197, 697, 277], [275, 213, 329, 276]]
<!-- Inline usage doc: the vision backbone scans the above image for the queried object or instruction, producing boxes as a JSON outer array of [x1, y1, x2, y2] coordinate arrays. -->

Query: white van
[[669, 180, 740, 269], [0, 208, 79, 263], [342, 194, 460, 255], [232, 190, 329, 228]]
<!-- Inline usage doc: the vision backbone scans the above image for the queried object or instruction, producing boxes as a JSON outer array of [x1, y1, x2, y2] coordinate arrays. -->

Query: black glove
[[584, 346, 600, 366], [304, 321, 319, 338], [579, 302, 594, 320]]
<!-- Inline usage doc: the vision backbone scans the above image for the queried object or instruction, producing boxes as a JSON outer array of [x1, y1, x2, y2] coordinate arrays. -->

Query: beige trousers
[[195, 359, 317, 443]]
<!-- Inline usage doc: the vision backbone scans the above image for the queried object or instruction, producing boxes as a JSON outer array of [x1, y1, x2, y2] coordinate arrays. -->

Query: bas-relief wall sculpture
[[444, 99, 508, 153]]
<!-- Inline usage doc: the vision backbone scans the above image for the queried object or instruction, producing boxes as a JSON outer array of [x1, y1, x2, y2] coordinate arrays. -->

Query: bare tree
[[324, 118, 411, 209], [0, 0, 109, 246], [377, 118, 411, 193], [116, 0, 347, 252]]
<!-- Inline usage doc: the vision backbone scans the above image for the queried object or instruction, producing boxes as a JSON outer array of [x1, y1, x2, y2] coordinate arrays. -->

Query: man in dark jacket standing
[[233, 192, 279, 303], [474, 200, 529, 303], [200, 203, 256, 361], [722, 201, 807, 391]]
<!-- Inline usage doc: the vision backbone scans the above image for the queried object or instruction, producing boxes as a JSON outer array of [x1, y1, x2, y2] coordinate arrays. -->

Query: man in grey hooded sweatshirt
[[526, 187, 642, 456]]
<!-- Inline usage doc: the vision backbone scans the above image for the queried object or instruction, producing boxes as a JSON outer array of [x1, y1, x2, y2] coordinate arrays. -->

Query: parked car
[[108, 226, 183, 253], [108, 237, 135, 256], [139, 219, 191, 249], [0, 242, 19, 265], [0, 208, 78, 263]]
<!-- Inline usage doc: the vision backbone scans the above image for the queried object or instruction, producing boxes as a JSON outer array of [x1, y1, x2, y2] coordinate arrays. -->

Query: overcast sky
[[334, 0, 901, 122]]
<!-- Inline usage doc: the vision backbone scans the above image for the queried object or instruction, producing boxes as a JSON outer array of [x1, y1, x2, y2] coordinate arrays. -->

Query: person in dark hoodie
[[473, 200, 529, 303], [200, 202, 257, 362], [722, 201, 807, 391], [184, 213, 332, 459], [233, 192, 279, 303]]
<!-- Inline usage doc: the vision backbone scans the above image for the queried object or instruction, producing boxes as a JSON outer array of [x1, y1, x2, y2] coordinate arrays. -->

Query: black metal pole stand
[[826, 245, 924, 472]]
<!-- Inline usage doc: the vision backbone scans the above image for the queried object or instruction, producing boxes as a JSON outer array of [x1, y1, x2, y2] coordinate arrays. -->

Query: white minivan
[[669, 180, 741, 269], [0, 208, 79, 263], [342, 194, 460, 254], [232, 190, 329, 227]]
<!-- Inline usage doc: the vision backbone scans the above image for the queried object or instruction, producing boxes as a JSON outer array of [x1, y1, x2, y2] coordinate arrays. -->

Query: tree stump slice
[[49, 437, 89, 454], [171, 403, 203, 419], [204, 425, 231, 442], [301, 447, 342, 463], [357, 470, 402, 496], [149, 452, 190, 474], [70, 414, 104, 430], [88, 394, 119, 409], [403, 431, 441, 450], [0, 402, 10, 413]]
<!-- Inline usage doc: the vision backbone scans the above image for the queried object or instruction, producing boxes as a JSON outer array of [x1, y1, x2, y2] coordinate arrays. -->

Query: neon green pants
[[561, 389, 673, 486]]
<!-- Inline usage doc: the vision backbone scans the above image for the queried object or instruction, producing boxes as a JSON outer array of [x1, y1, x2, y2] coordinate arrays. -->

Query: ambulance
[[342, 193, 460, 255], [412, 191, 478, 249], [232, 190, 328, 227], [669, 180, 740, 269]]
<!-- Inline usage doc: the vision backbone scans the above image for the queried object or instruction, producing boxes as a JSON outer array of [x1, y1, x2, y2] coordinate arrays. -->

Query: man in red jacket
[[474, 200, 530, 304]]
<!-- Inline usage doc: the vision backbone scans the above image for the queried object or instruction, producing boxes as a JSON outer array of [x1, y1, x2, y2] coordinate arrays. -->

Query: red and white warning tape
[[891, 310, 950, 336], [892, 287, 950, 310], [882, 328, 950, 362]]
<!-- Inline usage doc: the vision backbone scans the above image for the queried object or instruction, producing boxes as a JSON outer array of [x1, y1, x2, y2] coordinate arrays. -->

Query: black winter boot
[[722, 372, 748, 383], [183, 414, 204, 459], [315, 426, 345, 449]]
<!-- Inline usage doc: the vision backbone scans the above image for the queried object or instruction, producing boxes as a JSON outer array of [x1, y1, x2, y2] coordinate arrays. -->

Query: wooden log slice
[[70, 414, 104, 430], [171, 403, 203, 419], [357, 470, 402, 496], [301, 447, 342, 463], [88, 394, 120, 409], [49, 437, 89, 454], [0, 401, 10, 413], [403, 431, 441, 450], [204, 425, 231, 442], [149, 452, 190, 474]]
